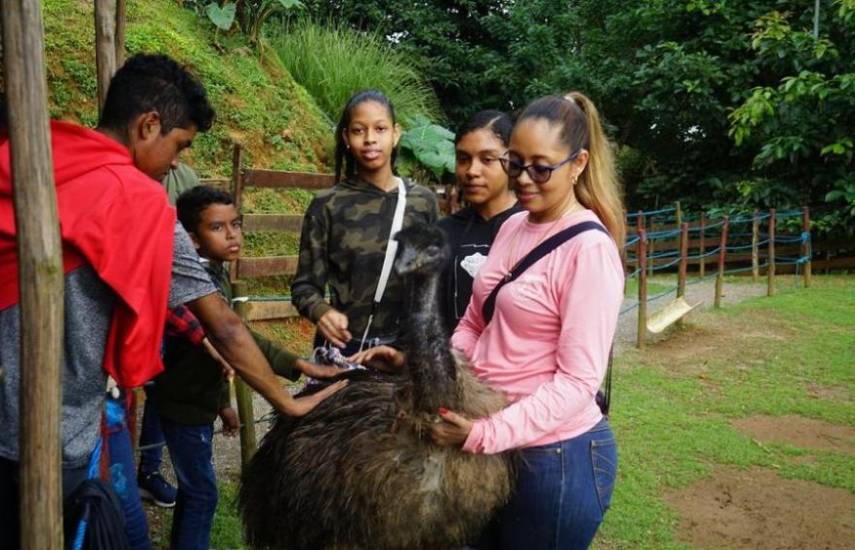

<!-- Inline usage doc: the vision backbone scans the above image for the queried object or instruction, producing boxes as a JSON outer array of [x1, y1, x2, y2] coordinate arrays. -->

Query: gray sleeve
[[168, 222, 217, 308]]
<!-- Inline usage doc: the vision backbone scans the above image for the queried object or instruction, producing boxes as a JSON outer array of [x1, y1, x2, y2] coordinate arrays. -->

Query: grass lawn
[[154, 275, 852, 549], [595, 275, 854, 548]]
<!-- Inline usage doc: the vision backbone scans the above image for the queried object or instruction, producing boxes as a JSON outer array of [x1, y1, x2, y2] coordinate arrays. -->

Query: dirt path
[[614, 276, 771, 352]]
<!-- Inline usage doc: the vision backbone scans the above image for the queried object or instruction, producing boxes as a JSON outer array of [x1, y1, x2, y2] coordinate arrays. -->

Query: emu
[[239, 223, 513, 550]]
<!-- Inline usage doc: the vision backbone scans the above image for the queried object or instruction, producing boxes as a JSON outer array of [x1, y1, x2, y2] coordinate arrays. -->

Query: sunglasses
[[500, 150, 580, 184]]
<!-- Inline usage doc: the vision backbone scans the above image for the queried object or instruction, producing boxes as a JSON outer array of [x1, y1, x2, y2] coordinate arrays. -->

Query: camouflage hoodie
[[292, 176, 439, 341]]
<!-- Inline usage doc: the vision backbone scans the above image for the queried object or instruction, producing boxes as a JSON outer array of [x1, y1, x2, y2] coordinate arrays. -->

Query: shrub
[[270, 20, 443, 126]]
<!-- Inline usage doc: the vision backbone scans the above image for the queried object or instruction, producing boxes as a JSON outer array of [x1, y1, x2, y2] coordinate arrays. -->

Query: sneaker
[[138, 472, 177, 508]]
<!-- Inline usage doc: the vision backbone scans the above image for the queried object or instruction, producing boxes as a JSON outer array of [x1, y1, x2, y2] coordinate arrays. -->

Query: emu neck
[[402, 270, 458, 413]]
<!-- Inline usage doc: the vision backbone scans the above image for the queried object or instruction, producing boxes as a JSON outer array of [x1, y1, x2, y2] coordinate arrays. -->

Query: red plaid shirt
[[165, 304, 205, 346]]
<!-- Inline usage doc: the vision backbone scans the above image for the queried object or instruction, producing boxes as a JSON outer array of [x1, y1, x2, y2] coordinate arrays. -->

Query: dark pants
[[160, 418, 218, 550], [137, 391, 166, 477], [478, 418, 617, 550], [0, 457, 88, 550]]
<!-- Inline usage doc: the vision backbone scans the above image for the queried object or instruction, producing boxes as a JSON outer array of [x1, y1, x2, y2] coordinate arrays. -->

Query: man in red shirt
[[0, 53, 344, 547]]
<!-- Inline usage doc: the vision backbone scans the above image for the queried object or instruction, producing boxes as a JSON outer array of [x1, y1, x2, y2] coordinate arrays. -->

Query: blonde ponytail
[[564, 92, 625, 249]]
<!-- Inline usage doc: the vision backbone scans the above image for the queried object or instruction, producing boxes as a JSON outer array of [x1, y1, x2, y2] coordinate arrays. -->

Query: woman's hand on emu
[[318, 309, 352, 348], [431, 408, 474, 447], [348, 345, 405, 372]]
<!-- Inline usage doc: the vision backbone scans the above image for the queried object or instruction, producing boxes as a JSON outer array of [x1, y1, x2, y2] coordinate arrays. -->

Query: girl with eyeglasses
[[436, 110, 523, 333], [430, 93, 626, 549]]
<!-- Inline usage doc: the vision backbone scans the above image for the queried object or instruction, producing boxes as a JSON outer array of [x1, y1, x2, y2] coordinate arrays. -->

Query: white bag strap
[[359, 178, 406, 351]]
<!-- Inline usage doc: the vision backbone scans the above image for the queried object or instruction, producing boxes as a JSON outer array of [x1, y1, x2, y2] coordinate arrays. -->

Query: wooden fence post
[[768, 209, 776, 297], [698, 212, 706, 278], [636, 230, 648, 349], [751, 209, 760, 282], [675, 201, 682, 228], [115, 0, 126, 65], [802, 206, 812, 288], [231, 281, 258, 469], [715, 216, 729, 308], [647, 213, 655, 278], [621, 209, 628, 278], [636, 210, 645, 276], [678, 222, 688, 298], [229, 144, 244, 283], [94, 0, 117, 112], [3, 0, 65, 546]]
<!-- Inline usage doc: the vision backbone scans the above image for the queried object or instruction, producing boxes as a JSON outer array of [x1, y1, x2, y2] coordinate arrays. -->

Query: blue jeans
[[105, 397, 152, 550], [479, 418, 617, 550], [160, 418, 218, 550], [138, 387, 166, 477]]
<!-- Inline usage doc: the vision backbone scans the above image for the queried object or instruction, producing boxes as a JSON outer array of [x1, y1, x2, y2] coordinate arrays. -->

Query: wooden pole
[[229, 144, 244, 283], [698, 212, 706, 278], [677, 222, 688, 298], [636, 230, 648, 349], [751, 209, 760, 282], [802, 206, 812, 288], [767, 209, 776, 296], [2, 0, 65, 547], [620, 209, 628, 279], [675, 201, 682, 228], [714, 216, 729, 308], [647, 213, 655, 277], [636, 210, 644, 276], [115, 0, 126, 65], [94, 0, 117, 112], [231, 281, 258, 469]]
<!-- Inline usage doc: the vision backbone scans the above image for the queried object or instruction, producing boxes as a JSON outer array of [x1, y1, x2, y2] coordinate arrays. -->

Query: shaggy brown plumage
[[239, 224, 514, 549]]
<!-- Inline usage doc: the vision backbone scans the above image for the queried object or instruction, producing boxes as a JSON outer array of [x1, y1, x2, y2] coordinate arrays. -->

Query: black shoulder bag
[[482, 220, 614, 416]]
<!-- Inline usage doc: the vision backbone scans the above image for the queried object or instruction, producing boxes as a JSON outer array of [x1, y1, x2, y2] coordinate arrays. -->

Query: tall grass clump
[[270, 20, 443, 126]]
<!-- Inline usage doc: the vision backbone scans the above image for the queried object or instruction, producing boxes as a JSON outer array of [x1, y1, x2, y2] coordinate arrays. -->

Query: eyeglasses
[[500, 151, 580, 184]]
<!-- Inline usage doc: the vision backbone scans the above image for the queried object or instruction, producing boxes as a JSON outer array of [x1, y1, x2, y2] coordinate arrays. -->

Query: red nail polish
[[438, 407, 448, 415]]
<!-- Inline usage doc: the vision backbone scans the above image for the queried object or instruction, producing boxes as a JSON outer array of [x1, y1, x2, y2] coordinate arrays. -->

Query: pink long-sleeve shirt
[[453, 209, 624, 454]]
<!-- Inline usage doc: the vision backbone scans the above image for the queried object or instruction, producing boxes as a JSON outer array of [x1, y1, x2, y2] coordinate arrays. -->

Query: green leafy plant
[[196, 0, 304, 43], [205, 2, 236, 30], [399, 120, 456, 180]]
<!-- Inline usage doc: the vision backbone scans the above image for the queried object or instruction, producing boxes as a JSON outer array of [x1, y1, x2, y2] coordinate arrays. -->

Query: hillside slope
[[42, 0, 333, 177]]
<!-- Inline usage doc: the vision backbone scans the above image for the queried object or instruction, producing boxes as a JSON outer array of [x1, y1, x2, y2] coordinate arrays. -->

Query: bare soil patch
[[807, 383, 852, 402], [666, 466, 855, 550], [733, 415, 855, 455]]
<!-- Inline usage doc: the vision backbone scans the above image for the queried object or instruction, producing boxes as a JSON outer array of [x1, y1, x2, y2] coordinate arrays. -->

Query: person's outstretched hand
[[317, 309, 352, 348], [283, 379, 348, 417], [430, 408, 474, 448], [347, 345, 405, 372], [297, 358, 348, 379]]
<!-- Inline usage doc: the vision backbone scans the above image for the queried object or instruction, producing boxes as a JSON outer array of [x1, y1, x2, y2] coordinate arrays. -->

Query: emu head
[[394, 223, 450, 277]]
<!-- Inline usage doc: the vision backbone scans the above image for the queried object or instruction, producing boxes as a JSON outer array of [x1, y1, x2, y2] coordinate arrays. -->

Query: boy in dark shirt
[[147, 185, 341, 549]]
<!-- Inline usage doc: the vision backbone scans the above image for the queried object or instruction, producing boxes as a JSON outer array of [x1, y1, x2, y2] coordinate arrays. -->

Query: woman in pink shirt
[[434, 93, 625, 549], [351, 92, 624, 549]]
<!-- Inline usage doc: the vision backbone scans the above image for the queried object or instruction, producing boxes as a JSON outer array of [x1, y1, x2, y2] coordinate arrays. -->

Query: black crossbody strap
[[482, 221, 608, 324]]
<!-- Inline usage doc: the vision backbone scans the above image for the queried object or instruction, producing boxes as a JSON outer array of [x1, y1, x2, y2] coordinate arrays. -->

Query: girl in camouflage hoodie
[[292, 90, 438, 355]]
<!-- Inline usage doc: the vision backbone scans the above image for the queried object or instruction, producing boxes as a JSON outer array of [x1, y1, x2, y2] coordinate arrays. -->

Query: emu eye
[[425, 245, 440, 257]]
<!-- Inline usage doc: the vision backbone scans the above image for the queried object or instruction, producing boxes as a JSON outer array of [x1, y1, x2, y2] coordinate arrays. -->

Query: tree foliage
[[302, 0, 854, 233]]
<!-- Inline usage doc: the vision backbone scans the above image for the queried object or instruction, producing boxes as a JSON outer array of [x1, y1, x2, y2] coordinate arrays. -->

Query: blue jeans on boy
[[160, 418, 218, 550], [478, 418, 617, 550], [138, 388, 166, 477]]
